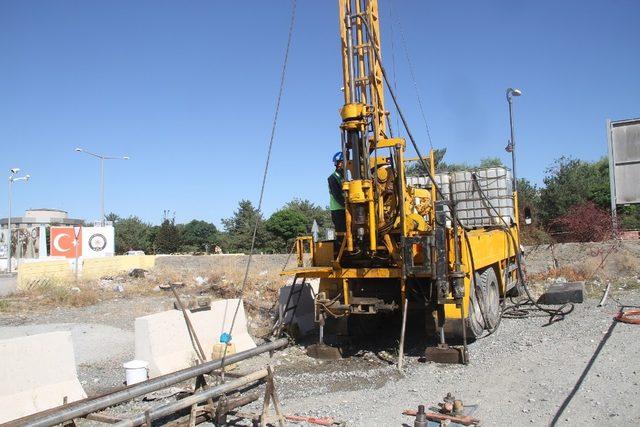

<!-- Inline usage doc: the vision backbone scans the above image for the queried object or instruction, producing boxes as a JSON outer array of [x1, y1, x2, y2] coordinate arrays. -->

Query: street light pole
[[7, 169, 30, 273], [75, 148, 129, 226], [100, 157, 105, 225], [506, 88, 522, 192]]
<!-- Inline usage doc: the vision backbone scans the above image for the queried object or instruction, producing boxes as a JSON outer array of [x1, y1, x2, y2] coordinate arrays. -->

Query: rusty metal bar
[[8, 338, 287, 427], [115, 369, 269, 427]]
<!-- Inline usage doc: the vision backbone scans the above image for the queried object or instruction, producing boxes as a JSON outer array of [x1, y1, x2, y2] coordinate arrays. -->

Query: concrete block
[[0, 331, 86, 423], [135, 299, 256, 377], [0, 273, 17, 297], [278, 278, 319, 336], [539, 281, 585, 304]]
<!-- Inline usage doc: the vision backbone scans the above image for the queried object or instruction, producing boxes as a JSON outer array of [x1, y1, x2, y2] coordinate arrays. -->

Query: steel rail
[[10, 338, 287, 427], [115, 369, 269, 427]]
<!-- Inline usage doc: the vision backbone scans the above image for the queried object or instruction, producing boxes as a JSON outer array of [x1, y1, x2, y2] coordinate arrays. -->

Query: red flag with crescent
[[50, 227, 82, 258]]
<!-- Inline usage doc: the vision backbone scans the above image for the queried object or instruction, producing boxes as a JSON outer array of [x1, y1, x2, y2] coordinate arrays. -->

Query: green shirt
[[328, 171, 345, 211]]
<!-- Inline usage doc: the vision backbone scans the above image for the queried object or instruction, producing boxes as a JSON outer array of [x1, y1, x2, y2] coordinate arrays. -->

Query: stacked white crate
[[406, 167, 514, 228], [450, 167, 514, 228]]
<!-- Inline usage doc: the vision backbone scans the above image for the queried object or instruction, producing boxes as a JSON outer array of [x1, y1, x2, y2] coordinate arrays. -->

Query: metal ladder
[[272, 275, 307, 337]]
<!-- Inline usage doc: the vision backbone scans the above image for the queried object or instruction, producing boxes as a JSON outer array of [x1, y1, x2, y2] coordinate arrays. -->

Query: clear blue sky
[[2, 1, 638, 226]]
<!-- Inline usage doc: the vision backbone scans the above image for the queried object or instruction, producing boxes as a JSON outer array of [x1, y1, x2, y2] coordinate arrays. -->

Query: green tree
[[265, 208, 308, 252], [111, 215, 153, 254], [538, 157, 610, 225], [619, 205, 640, 230], [406, 147, 504, 176], [105, 212, 121, 223], [516, 178, 540, 222], [221, 200, 266, 253], [180, 220, 219, 252], [284, 198, 331, 229], [478, 157, 504, 169], [154, 217, 181, 254]]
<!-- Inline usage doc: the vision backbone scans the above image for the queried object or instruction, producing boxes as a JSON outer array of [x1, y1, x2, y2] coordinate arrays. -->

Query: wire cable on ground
[[468, 173, 574, 327], [219, 0, 297, 380]]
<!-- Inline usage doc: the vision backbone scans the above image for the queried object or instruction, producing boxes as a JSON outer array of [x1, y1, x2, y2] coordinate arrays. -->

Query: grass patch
[[21, 279, 100, 307]]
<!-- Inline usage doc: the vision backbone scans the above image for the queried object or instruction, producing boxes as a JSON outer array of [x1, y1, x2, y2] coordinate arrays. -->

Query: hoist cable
[[219, 0, 297, 380], [389, 2, 434, 150]]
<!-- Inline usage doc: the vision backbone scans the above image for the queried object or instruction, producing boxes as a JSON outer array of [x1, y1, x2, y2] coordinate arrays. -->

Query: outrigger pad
[[425, 344, 467, 365], [306, 343, 343, 360]]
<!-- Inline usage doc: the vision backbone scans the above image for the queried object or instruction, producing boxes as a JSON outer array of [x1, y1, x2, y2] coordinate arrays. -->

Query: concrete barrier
[[16, 255, 156, 291], [278, 278, 319, 336], [135, 299, 256, 377], [0, 331, 86, 423], [16, 259, 74, 290], [0, 273, 17, 297], [82, 255, 155, 280]]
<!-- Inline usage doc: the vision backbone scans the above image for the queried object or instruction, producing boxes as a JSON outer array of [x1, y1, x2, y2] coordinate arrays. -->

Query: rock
[[70, 287, 81, 293], [113, 284, 125, 293], [538, 281, 584, 304], [129, 268, 147, 278], [195, 276, 207, 286]]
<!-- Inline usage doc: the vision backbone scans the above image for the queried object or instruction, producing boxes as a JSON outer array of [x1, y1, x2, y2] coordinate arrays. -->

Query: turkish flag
[[50, 226, 82, 258]]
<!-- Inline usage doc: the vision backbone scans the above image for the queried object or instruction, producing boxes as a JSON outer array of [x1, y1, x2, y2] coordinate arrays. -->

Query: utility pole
[[7, 169, 30, 273], [506, 88, 522, 193], [75, 148, 129, 225]]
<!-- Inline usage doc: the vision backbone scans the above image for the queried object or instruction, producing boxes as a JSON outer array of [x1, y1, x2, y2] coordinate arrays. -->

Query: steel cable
[[389, 2, 434, 150], [220, 0, 297, 379]]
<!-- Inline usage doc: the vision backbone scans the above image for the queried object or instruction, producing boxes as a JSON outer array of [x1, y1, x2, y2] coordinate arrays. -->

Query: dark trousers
[[331, 209, 346, 233]]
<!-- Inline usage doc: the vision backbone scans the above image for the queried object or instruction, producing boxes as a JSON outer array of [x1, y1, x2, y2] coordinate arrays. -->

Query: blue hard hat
[[333, 152, 344, 164]]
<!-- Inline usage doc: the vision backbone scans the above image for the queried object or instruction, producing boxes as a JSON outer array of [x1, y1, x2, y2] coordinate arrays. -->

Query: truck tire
[[468, 277, 485, 339], [468, 267, 501, 338], [479, 267, 501, 330]]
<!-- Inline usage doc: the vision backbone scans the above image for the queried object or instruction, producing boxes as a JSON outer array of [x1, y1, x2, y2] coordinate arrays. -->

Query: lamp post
[[506, 87, 522, 192], [75, 148, 129, 225], [7, 168, 30, 273]]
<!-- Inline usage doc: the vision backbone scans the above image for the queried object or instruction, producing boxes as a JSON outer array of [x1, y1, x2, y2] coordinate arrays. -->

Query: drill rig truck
[[283, 0, 522, 363]]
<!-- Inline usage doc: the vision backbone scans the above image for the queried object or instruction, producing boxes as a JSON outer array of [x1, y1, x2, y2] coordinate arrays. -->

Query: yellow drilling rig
[[283, 0, 523, 363]]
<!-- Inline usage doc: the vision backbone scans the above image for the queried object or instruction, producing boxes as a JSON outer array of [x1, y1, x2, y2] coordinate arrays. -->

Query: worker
[[328, 152, 346, 232]]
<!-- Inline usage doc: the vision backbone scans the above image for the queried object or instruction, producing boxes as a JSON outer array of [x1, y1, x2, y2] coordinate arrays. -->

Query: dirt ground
[[1, 249, 640, 426], [1, 289, 639, 426]]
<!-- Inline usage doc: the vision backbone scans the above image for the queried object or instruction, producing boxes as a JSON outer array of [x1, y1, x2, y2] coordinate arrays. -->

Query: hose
[[469, 173, 574, 326]]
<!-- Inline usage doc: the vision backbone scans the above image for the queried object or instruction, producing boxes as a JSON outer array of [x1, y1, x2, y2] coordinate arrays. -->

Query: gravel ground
[[1, 291, 639, 426], [272, 292, 640, 426]]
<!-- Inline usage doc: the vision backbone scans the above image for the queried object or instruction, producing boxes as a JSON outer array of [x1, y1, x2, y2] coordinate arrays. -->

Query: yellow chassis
[[284, 225, 519, 326]]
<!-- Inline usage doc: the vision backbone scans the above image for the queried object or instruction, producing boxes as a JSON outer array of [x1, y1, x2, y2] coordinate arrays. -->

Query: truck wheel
[[467, 275, 485, 339], [479, 267, 501, 330]]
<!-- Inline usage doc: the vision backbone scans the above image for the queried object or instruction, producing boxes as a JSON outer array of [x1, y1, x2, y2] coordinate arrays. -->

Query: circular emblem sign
[[89, 233, 107, 252]]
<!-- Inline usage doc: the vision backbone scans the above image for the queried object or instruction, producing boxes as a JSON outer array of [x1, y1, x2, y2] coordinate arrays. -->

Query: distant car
[[125, 250, 145, 256]]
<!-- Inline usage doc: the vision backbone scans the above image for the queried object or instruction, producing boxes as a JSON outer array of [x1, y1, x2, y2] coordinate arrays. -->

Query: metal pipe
[[171, 284, 206, 363], [397, 296, 408, 371], [344, 4, 356, 103], [7, 177, 12, 273], [506, 88, 521, 193], [11, 338, 288, 427], [115, 369, 269, 427]]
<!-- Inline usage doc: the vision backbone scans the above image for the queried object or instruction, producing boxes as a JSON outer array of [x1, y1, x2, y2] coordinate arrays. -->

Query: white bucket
[[123, 360, 149, 385]]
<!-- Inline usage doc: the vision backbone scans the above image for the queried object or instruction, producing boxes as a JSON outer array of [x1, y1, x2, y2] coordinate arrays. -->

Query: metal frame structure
[[607, 117, 640, 231], [282, 0, 524, 364]]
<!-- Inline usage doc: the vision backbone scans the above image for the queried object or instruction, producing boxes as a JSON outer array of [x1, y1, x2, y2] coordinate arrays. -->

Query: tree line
[[107, 198, 331, 255], [408, 148, 636, 243], [110, 151, 634, 253]]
